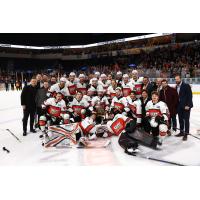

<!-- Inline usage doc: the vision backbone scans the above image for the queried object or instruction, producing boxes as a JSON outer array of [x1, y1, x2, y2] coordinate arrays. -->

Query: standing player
[[121, 74, 134, 97], [76, 74, 88, 95], [130, 70, 143, 98]]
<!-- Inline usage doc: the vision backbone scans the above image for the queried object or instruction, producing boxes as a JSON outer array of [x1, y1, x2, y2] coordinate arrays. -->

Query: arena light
[[0, 33, 172, 50], [0, 44, 44, 49]]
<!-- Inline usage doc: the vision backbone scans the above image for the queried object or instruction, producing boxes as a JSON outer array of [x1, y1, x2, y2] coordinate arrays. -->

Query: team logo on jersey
[[114, 122, 123, 130]]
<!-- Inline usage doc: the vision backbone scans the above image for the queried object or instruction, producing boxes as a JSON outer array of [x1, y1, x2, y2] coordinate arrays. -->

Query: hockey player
[[121, 74, 134, 97], [79, 112, 98, 140], [98, 74, 109, 92], [106, 112, 132, 136], [106, 74, 112, 87], [89, 77, 98, 95], [145, 91, 169, 145], [76, 74, 88, 95], [126, 90, 142, 126], [94, 71, 100, 79], [116, 71, 123, 87], [66, 72, 77, 96], [107, 79, 118, 100], [110, 87, 129, 115], [83, 87, 96, 106], [90, 87, 110, 119], [68, 91, 90, 122], [118, 117, 139, 155], [47, 77, 70, 98], [131, 70, 143, 98], [39, 92, 70, 134]]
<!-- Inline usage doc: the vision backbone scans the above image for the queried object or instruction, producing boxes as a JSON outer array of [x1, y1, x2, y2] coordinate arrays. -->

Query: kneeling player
[[39, 92, 69, 134], [106, 112, 139, 154], [145, 91, 169, 145], [68, 91, 90, 122]]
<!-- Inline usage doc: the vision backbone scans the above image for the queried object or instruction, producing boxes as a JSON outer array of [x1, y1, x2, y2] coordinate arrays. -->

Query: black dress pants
[[23, 108, 36, 132]]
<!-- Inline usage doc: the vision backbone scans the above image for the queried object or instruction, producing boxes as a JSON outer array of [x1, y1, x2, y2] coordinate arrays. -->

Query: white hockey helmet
[[100, 74, 107, 78], [69, 72, 76, 76], [123, 74, 129, 78], [117, 71, 122, 75], [79, 74, 85, 78], [60, 77, 67, 82], [132, 70, 138, 75], [95, 71, 100, 77]]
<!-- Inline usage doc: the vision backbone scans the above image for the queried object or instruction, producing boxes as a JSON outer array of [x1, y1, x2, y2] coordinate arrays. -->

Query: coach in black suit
[[21, 78, 37, 136], [175, 74, 193, 141]]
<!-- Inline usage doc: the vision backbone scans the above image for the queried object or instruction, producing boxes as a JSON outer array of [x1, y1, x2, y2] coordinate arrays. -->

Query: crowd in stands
[[0, 41, 200, 90]]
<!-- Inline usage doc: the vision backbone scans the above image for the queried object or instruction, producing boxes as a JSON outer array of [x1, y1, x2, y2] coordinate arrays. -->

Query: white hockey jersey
[[83, 95, 93, 106], [110, 96, 128, 112], [107, 85, 117, 99], [131, 77, 143, 97], [68, 98, 90, 118], [91, 96, 109, 115], [66, 80, 77, 96], [121, 81, 134, 97], [145, 100, 169, 120], [48, 83, 70, 97], [98, 80, 109, 92], [76, 82, 88, 95], [43, 97, 67, 117], [126, 96, 142, 124], [107, 114, 131, 136]]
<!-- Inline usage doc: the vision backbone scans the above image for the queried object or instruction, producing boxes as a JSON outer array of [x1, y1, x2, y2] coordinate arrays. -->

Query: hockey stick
[[176, 128, 200, 140], [134, 154, 186, 166], [6, 129, 22, 143]]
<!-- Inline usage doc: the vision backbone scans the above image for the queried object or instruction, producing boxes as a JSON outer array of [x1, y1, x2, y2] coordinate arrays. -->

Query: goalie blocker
[[118, 118, 160, 153]]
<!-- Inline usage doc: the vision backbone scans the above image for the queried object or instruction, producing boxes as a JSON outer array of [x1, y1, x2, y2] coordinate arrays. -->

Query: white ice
[[0, 91, 200, 166]]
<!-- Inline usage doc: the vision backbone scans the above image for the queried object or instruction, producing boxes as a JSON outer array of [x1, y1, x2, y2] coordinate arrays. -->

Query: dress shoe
[[30, 129, 37, 133], [23, 131, 27, 136], [183, 135, 188, 141], [175, 132, 184, 137]]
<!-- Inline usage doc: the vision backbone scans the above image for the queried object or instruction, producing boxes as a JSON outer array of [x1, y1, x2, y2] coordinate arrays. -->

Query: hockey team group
[[20, 70, 191, 156]]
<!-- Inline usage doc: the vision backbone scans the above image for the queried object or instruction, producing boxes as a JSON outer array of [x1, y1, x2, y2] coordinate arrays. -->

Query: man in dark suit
[[142, 76, 155, 98], [175, 74, 193, 141], [21, 77, 37, 136], [160, 79, 179, 134]]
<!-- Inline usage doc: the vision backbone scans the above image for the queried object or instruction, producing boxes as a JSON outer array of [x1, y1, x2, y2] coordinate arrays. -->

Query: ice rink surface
[[0, 91, 200, 166]]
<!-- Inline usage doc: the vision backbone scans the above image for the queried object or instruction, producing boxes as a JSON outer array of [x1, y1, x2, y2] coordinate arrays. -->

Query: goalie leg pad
[[39, 116, 47, 131]]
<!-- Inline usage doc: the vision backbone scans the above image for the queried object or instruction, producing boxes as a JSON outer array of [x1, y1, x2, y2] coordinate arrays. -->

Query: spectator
[[5, 78, 9, 91], [10, 79, 15, 90]]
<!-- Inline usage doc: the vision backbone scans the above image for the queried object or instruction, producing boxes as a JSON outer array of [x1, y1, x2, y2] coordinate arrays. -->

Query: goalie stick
[[54, 139, 111, 149], [6, 129, 22, 143], [133, 154, 186, 166]]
